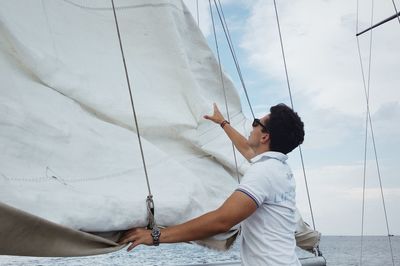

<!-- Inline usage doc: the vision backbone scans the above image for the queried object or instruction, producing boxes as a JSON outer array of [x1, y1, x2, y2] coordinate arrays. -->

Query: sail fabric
[[295, 212, 321, 252], [0, 201, 123, 256], [0, 0, 320, 257], [0, 0, 249, 233]]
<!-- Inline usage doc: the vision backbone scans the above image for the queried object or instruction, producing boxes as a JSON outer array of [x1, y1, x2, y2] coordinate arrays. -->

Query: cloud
[[293, 162, 400, 235], [240, 0, 400, 115], [183, 0, 249, 37], [372, 101, 400, 138]]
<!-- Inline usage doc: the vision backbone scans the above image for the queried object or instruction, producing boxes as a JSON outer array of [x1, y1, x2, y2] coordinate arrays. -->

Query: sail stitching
[[62, 0, 180, 12], [0, 168, 149, 183]]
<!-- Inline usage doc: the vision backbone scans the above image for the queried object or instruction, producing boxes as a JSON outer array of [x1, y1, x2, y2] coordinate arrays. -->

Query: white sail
[[0, 0, 249, 232]]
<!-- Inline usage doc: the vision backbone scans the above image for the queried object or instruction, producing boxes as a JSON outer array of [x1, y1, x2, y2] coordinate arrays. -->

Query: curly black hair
[[264, 103, 304, 154]]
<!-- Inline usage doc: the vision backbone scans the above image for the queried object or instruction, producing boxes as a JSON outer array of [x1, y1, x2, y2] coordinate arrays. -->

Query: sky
[[185, 0, 400, 236]]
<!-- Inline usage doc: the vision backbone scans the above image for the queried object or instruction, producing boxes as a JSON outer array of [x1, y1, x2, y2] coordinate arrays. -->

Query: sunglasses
[[252, 118, 269, 132]]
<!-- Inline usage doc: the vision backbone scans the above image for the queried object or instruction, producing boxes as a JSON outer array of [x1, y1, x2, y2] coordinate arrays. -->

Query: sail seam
[[62, 0, 181, 12]]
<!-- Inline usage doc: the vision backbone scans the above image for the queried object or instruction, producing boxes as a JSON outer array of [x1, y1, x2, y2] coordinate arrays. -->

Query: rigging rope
[[357, 0, 373, 262], [356, 0, 395, 265], [390, 0, 400, 24], [212, 0, 318, 233], [110, 0, 156, 228], [212, 3, 324, 258], [212, 0, 318, 237], [208, 0, 241, 183], [196, 0, 199, 26], [272, 0, 316, 231], [212, 0, 255, 119]]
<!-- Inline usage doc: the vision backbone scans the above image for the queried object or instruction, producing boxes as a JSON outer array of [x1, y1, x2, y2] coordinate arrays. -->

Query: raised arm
[[204, 103, 256, 160]]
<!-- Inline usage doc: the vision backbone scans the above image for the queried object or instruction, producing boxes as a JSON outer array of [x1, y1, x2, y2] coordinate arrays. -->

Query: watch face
[[152, 227, 161, 237], [151, 227, 161, 246]]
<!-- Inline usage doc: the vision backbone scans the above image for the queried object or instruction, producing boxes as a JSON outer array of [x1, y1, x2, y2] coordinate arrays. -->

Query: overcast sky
[[185, 0, 400, 236]]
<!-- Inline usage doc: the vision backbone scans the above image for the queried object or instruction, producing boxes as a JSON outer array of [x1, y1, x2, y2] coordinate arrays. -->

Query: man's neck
[[250, 146, 270, 159]]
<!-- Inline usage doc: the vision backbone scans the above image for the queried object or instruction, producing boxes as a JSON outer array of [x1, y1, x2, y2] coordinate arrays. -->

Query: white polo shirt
[[236, 151, 300, 266]]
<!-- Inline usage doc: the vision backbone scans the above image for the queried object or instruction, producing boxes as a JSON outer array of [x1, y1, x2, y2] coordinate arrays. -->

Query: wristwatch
[[151, 226, 161, 246]]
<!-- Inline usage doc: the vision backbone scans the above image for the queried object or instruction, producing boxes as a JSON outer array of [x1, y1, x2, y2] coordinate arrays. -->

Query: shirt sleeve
[[236, 163, 270, 208]]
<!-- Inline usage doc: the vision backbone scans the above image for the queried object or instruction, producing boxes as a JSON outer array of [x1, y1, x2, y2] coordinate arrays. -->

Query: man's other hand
[[118, 228, 153, 251]]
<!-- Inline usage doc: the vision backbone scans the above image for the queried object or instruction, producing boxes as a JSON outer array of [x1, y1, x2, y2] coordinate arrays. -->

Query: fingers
[[118, 228, 138, 244], [214, 102, 222, 113], [127, 242, 137, 252], [119, 233, 138, 251], [125, 234, 148, 251], [118, 227, 152, 251], [118, 232, 139, 252], [118, 234, 132, 245], [118, 227, 149, 245], [213, 103, 223, 117], [204, 103, 225, 124]]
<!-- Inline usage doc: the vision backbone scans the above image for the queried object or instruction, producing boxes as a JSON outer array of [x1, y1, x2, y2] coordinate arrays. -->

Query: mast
[[356, 10, 400, 36]]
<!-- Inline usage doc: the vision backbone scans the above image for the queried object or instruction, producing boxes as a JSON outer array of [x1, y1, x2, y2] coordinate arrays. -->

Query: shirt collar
[[250, 151, 288, 164]]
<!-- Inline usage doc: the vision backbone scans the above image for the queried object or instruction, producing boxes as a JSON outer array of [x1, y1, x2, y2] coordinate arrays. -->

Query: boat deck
[[178, 256, 326, 266]]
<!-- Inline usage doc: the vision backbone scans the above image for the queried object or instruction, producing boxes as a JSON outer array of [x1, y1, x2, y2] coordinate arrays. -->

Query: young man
[[119, 103, 304, 265]]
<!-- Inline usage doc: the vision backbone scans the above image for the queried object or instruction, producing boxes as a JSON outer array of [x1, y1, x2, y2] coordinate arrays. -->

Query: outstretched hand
[[203, 103, 225, 124], [118, 228, 153, 251]]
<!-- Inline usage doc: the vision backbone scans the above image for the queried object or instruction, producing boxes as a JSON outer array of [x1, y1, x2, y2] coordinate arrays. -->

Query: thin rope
[[111, 0, 152, 197], [356, 0, 371, 259], [370, 109, 396, 266], [356, 0, 395, 265], [196, 0, 200, 26], [215, 0, 242, 85], [360, 107, 368, 266], [215, 0, 251, 116], [208, 0, 240, 183], [216, 0, 236, 58], [272, 0, 316, 231], [272, 0, 294, 110], [212, 0, 255, 119], [390, 0, 400, 24], [356, 2, 364, 263], [357, 4, 367, 263]]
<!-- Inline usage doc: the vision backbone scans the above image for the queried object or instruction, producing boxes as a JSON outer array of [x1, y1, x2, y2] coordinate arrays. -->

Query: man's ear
[[260, 132, 270, 144]]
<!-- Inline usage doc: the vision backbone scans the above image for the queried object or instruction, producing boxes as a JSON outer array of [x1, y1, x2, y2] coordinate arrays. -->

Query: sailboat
[[0, 0, 324, 264]]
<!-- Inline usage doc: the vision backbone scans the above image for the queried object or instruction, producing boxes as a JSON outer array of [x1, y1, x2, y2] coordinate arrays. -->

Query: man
[[119, 103, 304, 265]]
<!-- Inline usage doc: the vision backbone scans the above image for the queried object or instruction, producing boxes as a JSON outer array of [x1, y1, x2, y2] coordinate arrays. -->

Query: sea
[[0, 236, 399, 266]]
